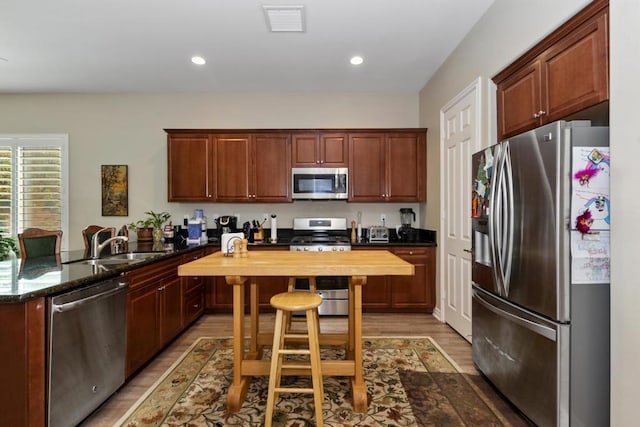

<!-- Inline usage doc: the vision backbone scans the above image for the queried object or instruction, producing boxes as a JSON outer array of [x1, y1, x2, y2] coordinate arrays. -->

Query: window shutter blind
[[0, 148, 12, 236], [18, 146, 62, 231]]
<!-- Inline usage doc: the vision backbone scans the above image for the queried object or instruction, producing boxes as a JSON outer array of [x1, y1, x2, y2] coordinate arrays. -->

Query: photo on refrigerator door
[[572, 147, 610, 232], [471, 147, 494, 219]]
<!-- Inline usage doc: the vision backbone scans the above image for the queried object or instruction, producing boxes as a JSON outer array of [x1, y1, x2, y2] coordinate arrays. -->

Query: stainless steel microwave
[[291, 167, 348, 200]]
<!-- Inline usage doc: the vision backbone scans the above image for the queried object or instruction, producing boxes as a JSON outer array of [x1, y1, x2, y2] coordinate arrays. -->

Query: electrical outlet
[[380, 214, 386, 224], [262, 213, 269, 223]]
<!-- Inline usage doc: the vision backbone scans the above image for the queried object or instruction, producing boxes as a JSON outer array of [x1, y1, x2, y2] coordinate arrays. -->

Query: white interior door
[[439, 78, 482, 342]]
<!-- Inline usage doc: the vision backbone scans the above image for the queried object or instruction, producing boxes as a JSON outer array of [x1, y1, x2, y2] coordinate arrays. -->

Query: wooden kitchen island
[[178, 250, 414, 413]]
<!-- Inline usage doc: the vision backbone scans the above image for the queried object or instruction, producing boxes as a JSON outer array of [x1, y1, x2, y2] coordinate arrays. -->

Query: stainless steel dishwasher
[[47, 276, 128, 427]]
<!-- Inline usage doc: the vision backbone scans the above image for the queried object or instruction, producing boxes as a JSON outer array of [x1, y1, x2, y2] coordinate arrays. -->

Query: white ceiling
[[0, 0, 494, 94]]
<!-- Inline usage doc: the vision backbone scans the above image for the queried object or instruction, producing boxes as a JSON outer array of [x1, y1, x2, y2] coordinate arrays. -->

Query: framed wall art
[[101, 165, 128, 216]]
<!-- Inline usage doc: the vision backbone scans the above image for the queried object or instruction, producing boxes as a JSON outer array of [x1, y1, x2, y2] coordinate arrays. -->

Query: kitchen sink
[[105, 252, 165, 261], [66, 252, 165, 268], [77, 258, 137, 266]]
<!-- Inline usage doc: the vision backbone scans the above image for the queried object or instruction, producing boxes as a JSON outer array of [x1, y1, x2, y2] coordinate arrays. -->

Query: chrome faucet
[[91, 228, 129, 259]]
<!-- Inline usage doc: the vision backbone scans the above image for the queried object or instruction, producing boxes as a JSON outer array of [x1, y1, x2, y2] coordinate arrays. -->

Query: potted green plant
[[0, 233, 19, 260], [128, 211, 171, 242]]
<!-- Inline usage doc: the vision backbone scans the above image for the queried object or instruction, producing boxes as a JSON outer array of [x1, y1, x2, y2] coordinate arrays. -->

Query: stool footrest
[[275, 387, 315, 394], [282, 363, 312, 370], [284, 333, 309, 339], [279, 349, 310, 355]]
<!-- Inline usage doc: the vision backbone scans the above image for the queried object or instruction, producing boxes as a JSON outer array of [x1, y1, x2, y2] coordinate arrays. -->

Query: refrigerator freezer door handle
[[502, 142, 515, 296], [492, 144, 508, 296], [474, 291, 557, 341]]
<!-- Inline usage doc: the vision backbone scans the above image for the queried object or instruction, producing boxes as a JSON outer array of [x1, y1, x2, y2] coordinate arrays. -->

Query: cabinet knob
[[316, 160, 320, 164], [533, 110, 546, 118], [320, 160, 324, 164]]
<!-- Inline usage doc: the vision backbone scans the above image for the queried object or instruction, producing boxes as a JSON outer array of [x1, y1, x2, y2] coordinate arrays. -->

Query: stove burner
[[289, 235, 350, 245]]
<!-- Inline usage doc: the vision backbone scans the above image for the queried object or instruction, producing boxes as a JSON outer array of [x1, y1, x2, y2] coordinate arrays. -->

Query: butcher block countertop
[[178, 250, 414, 277]]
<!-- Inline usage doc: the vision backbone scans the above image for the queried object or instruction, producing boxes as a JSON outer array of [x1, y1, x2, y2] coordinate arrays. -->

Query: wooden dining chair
[[82, 225, 116, 256], [18, 228, 63, 259]]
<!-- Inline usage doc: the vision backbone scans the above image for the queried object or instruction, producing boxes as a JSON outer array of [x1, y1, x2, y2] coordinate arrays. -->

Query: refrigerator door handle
[[502, 142, 515, 295], [492, 144, 508, 296], [474, 291, 557, 341]]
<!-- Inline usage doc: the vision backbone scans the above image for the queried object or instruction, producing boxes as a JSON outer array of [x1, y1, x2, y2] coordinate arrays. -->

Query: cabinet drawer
[[184, 285, 205, 324], [126, 256, 181, 290]]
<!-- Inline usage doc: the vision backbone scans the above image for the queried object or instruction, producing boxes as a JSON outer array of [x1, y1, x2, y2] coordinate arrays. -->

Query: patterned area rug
[[117, 336, 515, 426]]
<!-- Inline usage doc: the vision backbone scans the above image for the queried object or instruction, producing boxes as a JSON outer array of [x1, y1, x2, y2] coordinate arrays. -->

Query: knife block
[[253, 226, 264, 243]]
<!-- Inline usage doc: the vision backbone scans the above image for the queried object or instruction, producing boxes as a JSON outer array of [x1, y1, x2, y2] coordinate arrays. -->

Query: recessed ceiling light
[[263, 5, 305, 32], [350, 56, 364, 65], [191, 56, 206, 65]]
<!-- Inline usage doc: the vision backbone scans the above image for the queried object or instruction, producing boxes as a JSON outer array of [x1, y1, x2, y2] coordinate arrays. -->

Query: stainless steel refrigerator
[[471, 120, 610, 426]]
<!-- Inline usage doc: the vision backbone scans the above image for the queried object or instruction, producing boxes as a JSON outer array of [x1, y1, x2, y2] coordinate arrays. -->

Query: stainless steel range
[[289, 217, 350, 315]]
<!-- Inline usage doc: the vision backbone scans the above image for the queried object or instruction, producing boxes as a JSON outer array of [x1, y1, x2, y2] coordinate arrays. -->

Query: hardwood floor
[[82, 313, 529, 426]]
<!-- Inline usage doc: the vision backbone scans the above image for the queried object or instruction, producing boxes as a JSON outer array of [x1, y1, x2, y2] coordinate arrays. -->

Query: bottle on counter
[[270, 214, 277, 243]]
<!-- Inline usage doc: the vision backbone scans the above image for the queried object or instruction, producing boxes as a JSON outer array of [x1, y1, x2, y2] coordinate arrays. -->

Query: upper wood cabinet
[[166, 131, 291, 202], [349, 131, 426, 202], [292, 132, 348, 167], [495, 0, 608, 140], [167, 128, 425, 203], [167, 133, 214, 201], [214, 133, 291, 202]]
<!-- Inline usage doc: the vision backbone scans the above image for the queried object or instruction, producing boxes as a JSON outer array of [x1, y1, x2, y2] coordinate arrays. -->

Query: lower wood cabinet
[[0, 298, 46, 426], [182, 249, 205, 325], [126, 250, 206, 378], [355, 246, 436, 312]]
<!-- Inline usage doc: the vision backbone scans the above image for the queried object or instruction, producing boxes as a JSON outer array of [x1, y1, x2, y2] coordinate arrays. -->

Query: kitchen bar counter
[[178, 250, 414, 413]]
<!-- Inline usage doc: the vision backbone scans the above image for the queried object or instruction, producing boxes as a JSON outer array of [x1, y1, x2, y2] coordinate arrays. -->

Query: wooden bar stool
[[265, 291, 324, 427], [286, 277, 318, 331]]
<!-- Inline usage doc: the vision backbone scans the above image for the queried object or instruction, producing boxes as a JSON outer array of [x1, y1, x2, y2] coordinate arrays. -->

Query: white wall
[[418, 0, 589, 315], [0, 93, 419, 249], [609, 0, 639, 423], [418, 0, 637, 422]]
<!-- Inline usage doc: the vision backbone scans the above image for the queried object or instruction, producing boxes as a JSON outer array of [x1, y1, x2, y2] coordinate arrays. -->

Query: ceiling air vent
[[263, 5, 305, 32]]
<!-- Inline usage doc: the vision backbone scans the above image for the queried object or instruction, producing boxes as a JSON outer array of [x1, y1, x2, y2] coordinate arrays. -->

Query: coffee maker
[[216, 215, 238, 235], [398, 208, 419, 242]]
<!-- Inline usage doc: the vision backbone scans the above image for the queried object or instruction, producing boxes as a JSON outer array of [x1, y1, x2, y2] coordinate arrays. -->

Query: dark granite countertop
[[1, 228, 436, 303], [0, 241, 212, 303]]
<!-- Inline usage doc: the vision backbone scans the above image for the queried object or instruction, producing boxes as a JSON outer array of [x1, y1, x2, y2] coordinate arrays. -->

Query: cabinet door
[[292, 133, 319, 166], [320, 133, 348, 166], [160, 276, 182, 344], [252, 133, 291, 202], [390, 248, 429, 309], [214, 134, 251, 202], [211, 277, 236, 312], [541, 10, 608, 124], [126, 283, 160, 376], [497, 62, 542, 140], [387, 133, 426, 201], [391, 247, 436, 311], [349, 134, 386, 201], [167, 134, 213, 201], [362, 275, 391, 309]]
